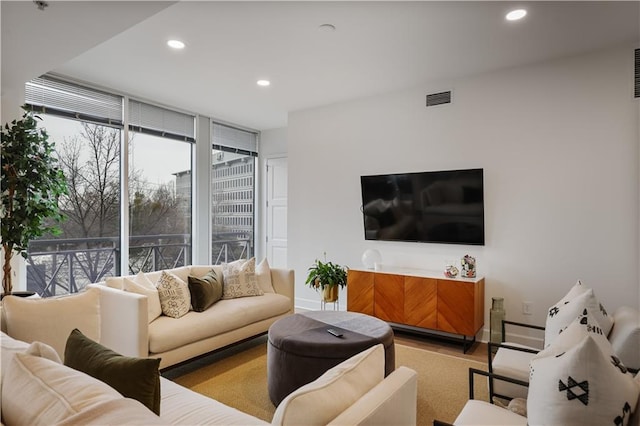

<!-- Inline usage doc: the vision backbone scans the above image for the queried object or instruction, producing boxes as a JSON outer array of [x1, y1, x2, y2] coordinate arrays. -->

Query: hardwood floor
[[393, 329, 489, 363]]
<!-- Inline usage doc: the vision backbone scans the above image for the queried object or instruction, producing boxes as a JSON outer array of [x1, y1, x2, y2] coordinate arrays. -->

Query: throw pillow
[[188, 269, 223, 312], [545, 285, 613, 347], [256, 258, 275, 293], [64, 328, 161, 415], [123, 272, 163, 323], [2, 352, 122, 426], [155, 271, 191, 319], [2, 287, 101, 359], [536, 307, 614, 360], [221, 257, 264, 299], [272, 344, 385, 426], [527, 335, 639, 426]]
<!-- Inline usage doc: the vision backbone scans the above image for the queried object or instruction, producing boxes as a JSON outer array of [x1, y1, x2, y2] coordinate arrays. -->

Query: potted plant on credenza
[[305, 254, 348, 303], [1, 107, 68, 297]]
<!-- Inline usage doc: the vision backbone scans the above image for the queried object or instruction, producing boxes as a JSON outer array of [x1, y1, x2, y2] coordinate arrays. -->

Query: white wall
[[288, 44, 640, 340]]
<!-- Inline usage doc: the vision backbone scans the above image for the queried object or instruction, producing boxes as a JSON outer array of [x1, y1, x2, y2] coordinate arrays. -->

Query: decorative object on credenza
[[490, 297, 506, 349], [361, 249, 382, 270], [444, 262, 459, 278], [461, 254, 476, 278], [305, 253, 348, 307]]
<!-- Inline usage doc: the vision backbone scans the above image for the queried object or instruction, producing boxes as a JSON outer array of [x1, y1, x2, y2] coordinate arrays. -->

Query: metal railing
[[26, 233, 252, 297]]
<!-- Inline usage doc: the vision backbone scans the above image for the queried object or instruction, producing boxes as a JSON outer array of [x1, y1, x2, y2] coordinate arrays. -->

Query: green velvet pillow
[[188, 269, 222, 312], [64, 329, 161, 415]]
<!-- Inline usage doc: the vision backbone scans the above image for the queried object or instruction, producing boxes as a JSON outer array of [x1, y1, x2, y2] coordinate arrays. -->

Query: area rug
[[170, 342, 489, 425]]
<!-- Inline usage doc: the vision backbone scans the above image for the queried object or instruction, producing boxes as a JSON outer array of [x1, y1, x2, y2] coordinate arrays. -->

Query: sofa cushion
[[56, 398, 169, 426], [271, 344, 385, 426], [221, 258, 264, 299], [159, 378, 269, 425], [188, 269, 223, 312], [2, 287, 101, 359], [453, 400, 528, 425], [2, 352, 123, 426], [64, 328, 162, 415], [148, 293, 291, 354], [156, 271, 191, 319], [123, 272, 162, 323], [256, 258, 275, 293], [528, 335, 639, 426], [545, 282, 613, 347]]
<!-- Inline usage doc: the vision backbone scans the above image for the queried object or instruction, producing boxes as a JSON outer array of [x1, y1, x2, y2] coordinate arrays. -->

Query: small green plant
[[1, 108, 68, 295], [305, 254, 348, 290]]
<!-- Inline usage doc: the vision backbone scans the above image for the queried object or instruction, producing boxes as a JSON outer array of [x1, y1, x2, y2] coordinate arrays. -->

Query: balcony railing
[[27, 233, 252, 297]]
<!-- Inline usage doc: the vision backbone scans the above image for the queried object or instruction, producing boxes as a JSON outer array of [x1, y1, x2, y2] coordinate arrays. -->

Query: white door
[[266, 157, 288, 268]]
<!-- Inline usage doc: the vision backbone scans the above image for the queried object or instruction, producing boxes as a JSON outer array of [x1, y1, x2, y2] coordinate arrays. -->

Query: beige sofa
[[1, 330, 418, 425], [96, 264, 295, 369]]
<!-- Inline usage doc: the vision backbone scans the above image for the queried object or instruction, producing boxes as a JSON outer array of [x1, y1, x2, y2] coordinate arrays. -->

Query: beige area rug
[[170, 342, 489, 425]]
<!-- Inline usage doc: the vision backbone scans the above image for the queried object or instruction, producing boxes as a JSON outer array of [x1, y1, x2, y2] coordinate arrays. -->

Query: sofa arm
[[327, 366, 417, 426], [270, 268, 295, 312], [87, 284, 148, 358]]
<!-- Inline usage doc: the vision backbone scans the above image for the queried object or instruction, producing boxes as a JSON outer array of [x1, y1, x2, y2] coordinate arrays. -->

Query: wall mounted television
[[360, 168, 484, 245]]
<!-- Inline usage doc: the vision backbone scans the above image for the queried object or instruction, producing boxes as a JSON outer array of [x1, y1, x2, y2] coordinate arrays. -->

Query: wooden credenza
[[347, 267, 484, 350]]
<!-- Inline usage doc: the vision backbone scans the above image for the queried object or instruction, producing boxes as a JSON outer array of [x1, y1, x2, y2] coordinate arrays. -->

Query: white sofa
[[95, 264, 295, 369], [0, 331, 418, 426]]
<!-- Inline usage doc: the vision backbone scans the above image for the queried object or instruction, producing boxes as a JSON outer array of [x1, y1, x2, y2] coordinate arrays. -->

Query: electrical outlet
[[522, 301, 533, 315]]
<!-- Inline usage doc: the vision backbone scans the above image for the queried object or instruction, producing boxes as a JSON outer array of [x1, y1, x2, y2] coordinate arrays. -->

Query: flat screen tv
[[360, 168, 484, 245]]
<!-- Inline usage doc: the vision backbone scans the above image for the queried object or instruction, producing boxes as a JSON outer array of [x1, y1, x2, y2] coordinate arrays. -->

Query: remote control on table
[[326, 328, 343, 337]]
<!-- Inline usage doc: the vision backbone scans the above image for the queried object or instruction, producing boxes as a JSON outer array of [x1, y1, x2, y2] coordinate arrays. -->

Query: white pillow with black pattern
[[536, 307, 613, 361], [544, 281, 613, 347], [221, 258, 264, 299], [528, 335, 639, 426], [155, 271, 191, 318]]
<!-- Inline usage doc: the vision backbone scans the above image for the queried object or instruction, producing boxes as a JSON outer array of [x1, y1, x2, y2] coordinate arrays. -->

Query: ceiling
[[2, 1, 639, 131]]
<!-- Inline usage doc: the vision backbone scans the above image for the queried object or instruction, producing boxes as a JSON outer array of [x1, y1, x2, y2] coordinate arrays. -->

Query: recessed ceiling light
[[167, 39, 185, 49], [318, 23, 336, 32], [505, 9, 527, 21], [257, 80, 271, 87]]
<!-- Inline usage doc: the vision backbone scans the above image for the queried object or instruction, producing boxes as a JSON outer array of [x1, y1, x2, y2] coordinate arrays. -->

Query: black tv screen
[[360, 168, 484, 245]]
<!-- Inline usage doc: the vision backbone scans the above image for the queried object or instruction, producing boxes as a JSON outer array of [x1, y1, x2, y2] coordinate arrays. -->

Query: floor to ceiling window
[[25, 77, 123, 296], [128, 100, 194, 273], [23, 76, 195, 295], [211, 123, 257, 264]]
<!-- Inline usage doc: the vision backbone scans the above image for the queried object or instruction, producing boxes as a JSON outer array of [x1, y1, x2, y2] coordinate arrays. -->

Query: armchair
[[489, 307, 640, 402]]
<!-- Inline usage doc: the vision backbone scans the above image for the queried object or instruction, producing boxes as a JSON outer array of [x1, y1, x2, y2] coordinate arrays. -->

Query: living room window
[[211, 122, 257, 264], [128, 100, 195, 273], [24, 76, 196, 295], [25, 76, 124, 296]]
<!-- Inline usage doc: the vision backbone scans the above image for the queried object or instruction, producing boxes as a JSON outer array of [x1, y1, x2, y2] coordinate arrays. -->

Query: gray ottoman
[[267, 310, 395, 406]]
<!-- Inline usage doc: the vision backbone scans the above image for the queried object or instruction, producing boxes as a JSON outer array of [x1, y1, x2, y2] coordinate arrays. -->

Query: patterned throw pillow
[[527, 335, 639, 426], [221, 258, 264, 299], [544, 281, 613, 347], [155, 271, 191, 318]]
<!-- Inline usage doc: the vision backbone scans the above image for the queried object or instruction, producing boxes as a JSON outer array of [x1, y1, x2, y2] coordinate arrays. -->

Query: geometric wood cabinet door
[[404, 276, 437, 329], [346, 269, 374, 316], [436, 278, 485, 336], [373, 273, 404, 324]]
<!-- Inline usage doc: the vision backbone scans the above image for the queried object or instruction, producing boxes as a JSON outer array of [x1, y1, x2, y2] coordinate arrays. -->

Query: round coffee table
[[267, 310, 395, 406]]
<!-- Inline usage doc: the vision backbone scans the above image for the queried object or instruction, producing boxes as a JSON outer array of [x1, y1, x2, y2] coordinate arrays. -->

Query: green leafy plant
[[1, 108, 68, 295], [305, 254, 348, 290]]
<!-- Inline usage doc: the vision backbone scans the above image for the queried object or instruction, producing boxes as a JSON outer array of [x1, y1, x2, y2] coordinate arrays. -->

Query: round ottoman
[[267, 310, 395, 406]]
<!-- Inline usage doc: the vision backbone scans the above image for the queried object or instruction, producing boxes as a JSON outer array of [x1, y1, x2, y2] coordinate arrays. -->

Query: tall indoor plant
[[1, 108, 67, 295], [305, 254, 348, 303]]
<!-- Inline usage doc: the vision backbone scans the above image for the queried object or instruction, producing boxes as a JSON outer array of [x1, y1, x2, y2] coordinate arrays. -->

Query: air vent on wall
[[635, 48, 639, 98], [426, 91, 451, 107]]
